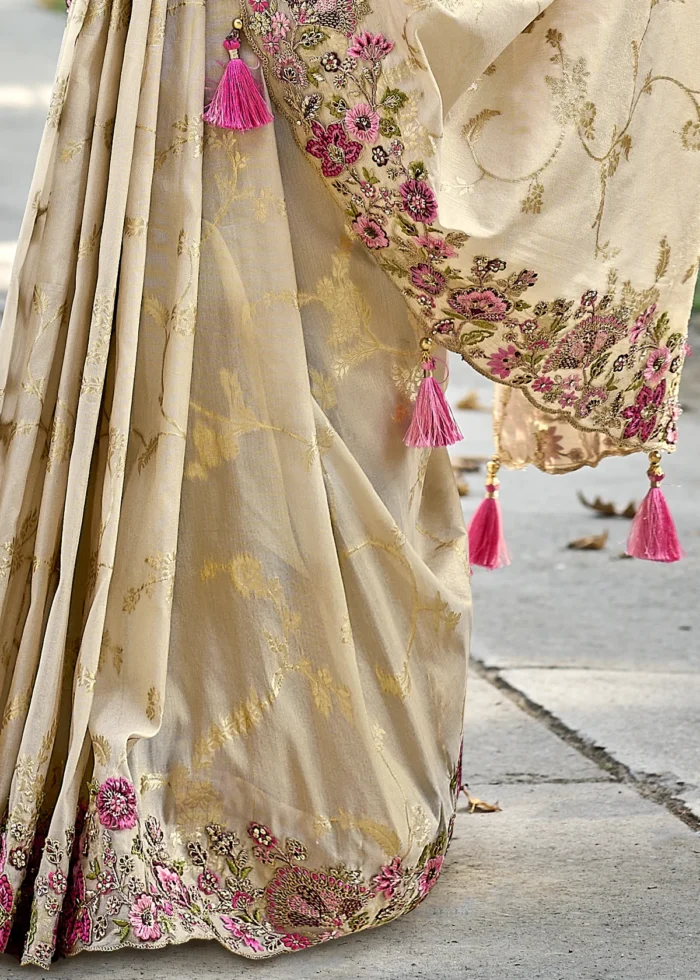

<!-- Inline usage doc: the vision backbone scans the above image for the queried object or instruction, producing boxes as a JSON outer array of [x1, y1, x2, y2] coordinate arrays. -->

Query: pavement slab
[[500, 668, 700, 821]]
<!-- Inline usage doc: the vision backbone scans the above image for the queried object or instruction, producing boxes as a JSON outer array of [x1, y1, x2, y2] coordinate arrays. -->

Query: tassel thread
[[626, 451, 683, 562], [403, 339, 463, 448], [468, 458, 510, 570], [203, 19, 274, 132]]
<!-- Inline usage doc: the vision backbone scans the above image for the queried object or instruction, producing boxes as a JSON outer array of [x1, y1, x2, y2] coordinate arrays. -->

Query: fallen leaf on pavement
[[455, 391, 484, 411], [577, 491, 637, 519], [567, 530, 609, 550], [461, 785, 502, 814], [451, 455, 488, 473]]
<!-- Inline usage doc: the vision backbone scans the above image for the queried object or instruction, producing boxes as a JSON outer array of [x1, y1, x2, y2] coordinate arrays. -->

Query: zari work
[[0, 0, 698, 969]]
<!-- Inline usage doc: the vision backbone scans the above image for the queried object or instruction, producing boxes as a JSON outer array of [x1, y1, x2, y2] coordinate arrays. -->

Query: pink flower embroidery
[[532, 376, 554, 393], [95, 777, 138, 830], [248, 822, 277, 849], [128, 893, 162, 942], [0, 874, 13, 953], [154, 863, 189, 905], [249, 0, 269, 10], [353, 214, 389, 249], [643, 346, 671, 384], [274, 54, 308, 87], [270, 11, 291, 36], [621, 380, 666, 442], [449, 288, 512, 322], [344, 102, 380, 143], [399, 179, 438, 224], [60, 865, 91, 950], [576, 386, 608, 418], [221, 916, 265, 953], [487, 345, 522, 379], [418, 855, 444, 897], [197, 869, 220, 895], [372, 857, 404, 898], [629, 303, 657, 343], [49, 868, 68, 894], [410, 263, 446, 295], [348, 31, 394, 61], [281, 932, 312, 950], [306, 121, 362, 177], [415, 234, 457, 259], [558, 390, 577, 408]]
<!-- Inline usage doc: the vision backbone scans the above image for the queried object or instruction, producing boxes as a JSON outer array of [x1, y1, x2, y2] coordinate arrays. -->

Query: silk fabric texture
[[0, 0, 698, 967]]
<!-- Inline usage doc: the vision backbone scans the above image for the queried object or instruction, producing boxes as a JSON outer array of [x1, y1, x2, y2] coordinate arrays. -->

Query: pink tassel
[[468, 458, 510, 570], [404, 349, 463, 448], [626, 452, 683, 562], [203, 21, 273, 132]]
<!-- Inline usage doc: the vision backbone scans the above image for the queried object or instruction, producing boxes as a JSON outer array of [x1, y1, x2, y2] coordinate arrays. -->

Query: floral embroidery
[[96, 777, 138, 830], [5, 766, 460, 966], [242, 1, 687, 453]]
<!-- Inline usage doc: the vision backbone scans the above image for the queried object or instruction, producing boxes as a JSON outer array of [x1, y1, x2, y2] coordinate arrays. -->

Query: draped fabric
[[0, 0, 697, 969]]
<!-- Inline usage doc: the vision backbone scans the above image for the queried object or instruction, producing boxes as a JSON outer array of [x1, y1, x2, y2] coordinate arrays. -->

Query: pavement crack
[[471, 656, 700, 833]]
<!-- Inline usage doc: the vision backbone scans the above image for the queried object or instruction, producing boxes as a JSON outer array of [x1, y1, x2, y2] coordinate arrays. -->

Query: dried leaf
[[451, 455, 487, 473], [461, 787, 502, 814], [578, 491, 637, 519], [567, 530, 609, 551], [455, 391, 484, 411]]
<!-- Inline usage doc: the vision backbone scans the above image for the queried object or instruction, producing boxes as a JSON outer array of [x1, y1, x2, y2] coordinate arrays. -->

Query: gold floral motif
[[123, 552, 176, 613], [0, 510, 38, 581], [146, 687, 162, 722]]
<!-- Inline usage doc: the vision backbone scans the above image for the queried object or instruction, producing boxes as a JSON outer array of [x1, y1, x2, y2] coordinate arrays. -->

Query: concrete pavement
[[2, 1, 699, 976]]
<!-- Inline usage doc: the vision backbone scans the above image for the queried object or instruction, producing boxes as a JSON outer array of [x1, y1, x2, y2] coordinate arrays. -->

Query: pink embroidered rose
[[399, 179, 438, 224], [344, 102, 380, 143], [643, 346, 671, 384], [372, 857, 404, 898], [629, 303, 657, 343], [410, 263, 446, 296], [348, 31, 394, 61], [221, 915, 266, 953], [486, 345, 522, 379], [95, 777, 138, 830], [306, 121, 362, 178], [448, 288, 512, 322], [415, 234, 457, 259], [128, 893, 161, 942], [281, 932, 312, 950], [417, 855, 444, 896], [621, 379, 666, 442]]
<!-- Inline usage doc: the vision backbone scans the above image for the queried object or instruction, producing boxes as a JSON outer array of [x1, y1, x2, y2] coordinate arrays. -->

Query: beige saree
[[0, 0, 698, 968]]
